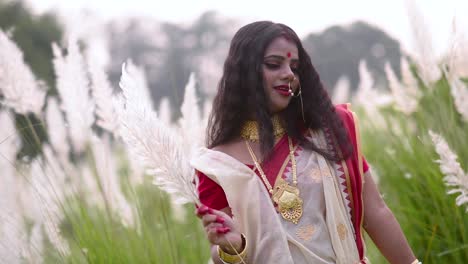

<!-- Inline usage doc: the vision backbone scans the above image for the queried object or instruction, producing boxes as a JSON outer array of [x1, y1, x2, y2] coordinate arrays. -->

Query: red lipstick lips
[[274, 84, 291, 96]]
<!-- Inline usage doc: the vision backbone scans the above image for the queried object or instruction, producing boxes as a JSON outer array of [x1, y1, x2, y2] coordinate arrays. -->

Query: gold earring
[[299, 89, 305, 124], [295, 82, 305, 124]]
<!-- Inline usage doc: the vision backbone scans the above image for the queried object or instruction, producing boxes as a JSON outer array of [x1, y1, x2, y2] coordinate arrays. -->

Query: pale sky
[[28, 0, 468, 57]]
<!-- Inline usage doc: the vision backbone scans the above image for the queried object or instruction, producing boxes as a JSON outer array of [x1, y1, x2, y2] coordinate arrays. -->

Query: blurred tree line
[[0, 0, 62, 90], [106, 17, 402, 119], [303, 21, 402, 90], [0, 0, 63, 158], [0, 1, 402, 157]]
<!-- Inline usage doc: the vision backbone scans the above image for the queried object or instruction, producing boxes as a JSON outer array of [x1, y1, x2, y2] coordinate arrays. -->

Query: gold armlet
[[217, 233, 247, 264]]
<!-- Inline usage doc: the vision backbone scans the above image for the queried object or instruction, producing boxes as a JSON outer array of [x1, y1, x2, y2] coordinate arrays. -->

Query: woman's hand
[[196, 205, 244, 254]]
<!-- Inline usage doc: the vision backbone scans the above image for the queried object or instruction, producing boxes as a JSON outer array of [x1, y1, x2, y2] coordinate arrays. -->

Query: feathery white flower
[[113, 95, 146, 185], [400, 58, 420, 97], [0, 112, 26, 263], [90, 134, 136, 227], [447, 76, 468, 122], [21, 222, 44, 264], [0, 110, 20, 159], [46, 98, 70, 157], [87, 38, 119, 134], [332, 76, 351, 104], [429, 130, 468, 211], [116, 65, 198, 205], [52, 37, 94, 153], [158, 97, 172, 125], [29, 157, 70, 256], [0, 208, 25, 264], [442, 21, 468, 122], [120, 60, 154, 111], [445, 17, 468, 78], [0, 30, 46, 115], [405, 0, 441, 84], [179, 73, 203, 155], [200, 99, 212, 145], [353, 60, 391, 129], [385, 62, 419, 114]]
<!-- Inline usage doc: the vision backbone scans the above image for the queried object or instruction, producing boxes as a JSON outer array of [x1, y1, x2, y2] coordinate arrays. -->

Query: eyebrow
[[263, 55, 299, 63]]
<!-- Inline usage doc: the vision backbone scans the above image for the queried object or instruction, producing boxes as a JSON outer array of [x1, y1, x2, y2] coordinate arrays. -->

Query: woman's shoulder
[[334, 103, 352, 118], [211, 139, 242, 154], [334, 103, 356, 128], [210, 138, 254, 165]]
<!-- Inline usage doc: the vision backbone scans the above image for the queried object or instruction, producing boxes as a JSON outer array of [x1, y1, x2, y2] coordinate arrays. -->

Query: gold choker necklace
[[240, 115, 286, 142]]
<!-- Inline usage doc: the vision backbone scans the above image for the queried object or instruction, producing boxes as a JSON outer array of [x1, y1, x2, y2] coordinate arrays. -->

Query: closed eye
[[263, 63, 280, 69]]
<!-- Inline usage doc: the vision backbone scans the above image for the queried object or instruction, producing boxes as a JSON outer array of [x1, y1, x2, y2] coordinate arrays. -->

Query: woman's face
[[262, 37, 300, 114]]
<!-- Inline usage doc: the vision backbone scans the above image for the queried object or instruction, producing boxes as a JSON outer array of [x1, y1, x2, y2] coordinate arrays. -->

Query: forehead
[[264, 37, 298, 58]]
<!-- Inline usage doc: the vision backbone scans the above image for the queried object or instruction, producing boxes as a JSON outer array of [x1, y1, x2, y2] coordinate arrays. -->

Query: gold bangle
[[410, 259, 422, 264], [217, 233, 247, 263]]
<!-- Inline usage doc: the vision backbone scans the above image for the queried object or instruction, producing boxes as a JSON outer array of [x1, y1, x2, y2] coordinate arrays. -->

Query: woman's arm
[[362, 170, 417, 263]]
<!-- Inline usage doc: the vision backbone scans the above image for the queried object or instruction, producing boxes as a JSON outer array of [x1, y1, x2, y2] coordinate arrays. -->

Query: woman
[[191, 21, 418, 264]]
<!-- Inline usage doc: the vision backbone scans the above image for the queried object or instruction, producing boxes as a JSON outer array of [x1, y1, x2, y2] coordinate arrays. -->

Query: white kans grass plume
[[446, 76, 468, 122], [21, 222, 44, 264], [158, 97, 172, 126], [0, 111, 27, 263], [116, 64, 199, 205], [171, 73, 204, 222], [90, 135, 136, 227], [445, 17, 468, 78], [201, 99, 213, 140], [121, 60, 155, 111], [405, 0, 441, 85], [384, 61, 419, 115], [353, 60, 392, 129], [0, 110, 20, 159], [443, 22, 468, 122], [400, 57, 420, 96], [87, 38, 119, 134], [29, 157, 70, 256], [179, 73, 203, 155], [0, 30, 46, 115], [46, 98, 70, 159], [52, 37, 94, 153], [332, 76, 351, 104], [429, 131, 468, 211]]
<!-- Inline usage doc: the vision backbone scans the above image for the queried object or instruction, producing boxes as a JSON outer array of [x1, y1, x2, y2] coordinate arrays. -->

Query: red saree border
[[349, 108, 367, 257], [335, 103, 367, 260]]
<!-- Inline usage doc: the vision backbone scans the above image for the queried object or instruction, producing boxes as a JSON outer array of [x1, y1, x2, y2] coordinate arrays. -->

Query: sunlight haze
[[28, 0, 468, 57]]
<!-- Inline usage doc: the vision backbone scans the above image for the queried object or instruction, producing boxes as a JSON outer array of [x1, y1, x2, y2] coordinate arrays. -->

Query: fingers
[[205, 222, 230, 235], [196, 205, 235, 235], [196, 204, 228, 220], [196, 204, 212, 217], [202, 214, 225, 226]]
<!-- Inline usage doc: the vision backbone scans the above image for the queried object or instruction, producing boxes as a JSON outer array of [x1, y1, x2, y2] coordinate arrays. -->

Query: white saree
[[191, 131, 365, 264]]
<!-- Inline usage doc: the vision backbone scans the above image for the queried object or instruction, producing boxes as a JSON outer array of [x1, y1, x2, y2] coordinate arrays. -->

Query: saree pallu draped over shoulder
[[190, 104, 369, 264]]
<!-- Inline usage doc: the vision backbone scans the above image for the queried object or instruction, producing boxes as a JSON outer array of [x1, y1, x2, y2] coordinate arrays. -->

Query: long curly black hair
[[207, 21, 353, 162]]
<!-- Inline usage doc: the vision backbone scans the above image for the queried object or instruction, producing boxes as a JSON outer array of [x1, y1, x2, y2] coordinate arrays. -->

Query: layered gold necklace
[[241, 118, 303, 224]]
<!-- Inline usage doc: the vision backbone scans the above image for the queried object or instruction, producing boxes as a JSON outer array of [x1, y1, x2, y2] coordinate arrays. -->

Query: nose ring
[[288, 81, 294, 96]]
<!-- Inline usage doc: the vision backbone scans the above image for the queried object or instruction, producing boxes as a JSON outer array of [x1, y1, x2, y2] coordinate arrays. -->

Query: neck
[[240, 115, 286, 142]]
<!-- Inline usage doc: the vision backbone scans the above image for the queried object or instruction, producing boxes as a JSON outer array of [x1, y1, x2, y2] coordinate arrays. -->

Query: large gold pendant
[[272, 181, 303, 224]]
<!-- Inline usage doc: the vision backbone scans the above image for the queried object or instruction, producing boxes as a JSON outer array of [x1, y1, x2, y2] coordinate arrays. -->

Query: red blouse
[[196, 121, 369, 211]]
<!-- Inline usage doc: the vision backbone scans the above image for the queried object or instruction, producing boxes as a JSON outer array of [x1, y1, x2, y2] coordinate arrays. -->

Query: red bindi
[[287, 52, 291, 58]]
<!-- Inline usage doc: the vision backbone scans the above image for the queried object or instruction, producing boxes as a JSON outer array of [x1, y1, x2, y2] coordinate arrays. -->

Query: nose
[[281, 66, 295, 82]]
